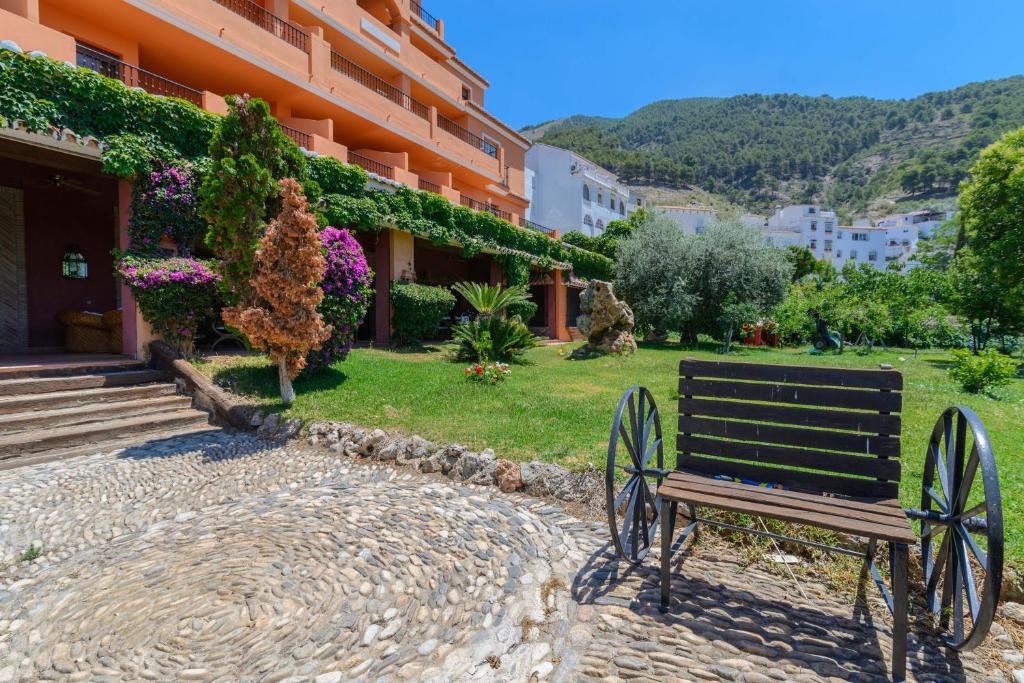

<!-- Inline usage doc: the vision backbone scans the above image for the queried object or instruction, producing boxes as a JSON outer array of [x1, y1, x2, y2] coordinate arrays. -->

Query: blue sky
[[430, 0, 1024, 130]]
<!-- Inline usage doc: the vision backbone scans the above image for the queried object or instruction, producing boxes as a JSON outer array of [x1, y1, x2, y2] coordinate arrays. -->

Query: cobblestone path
[[0, 431, 1008, 682]]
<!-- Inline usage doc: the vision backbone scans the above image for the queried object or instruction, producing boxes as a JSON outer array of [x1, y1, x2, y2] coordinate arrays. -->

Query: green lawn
[[193, 342, 1024, 566]]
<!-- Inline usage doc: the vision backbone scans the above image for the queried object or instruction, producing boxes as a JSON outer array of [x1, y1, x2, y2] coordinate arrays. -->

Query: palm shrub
[[451, 281, 538, 362]]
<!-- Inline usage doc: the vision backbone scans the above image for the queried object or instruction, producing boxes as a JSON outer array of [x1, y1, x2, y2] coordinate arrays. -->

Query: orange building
[[0, 0, 572, 355]]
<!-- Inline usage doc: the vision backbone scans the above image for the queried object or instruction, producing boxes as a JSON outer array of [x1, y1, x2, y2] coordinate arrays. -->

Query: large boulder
[[573, 280, 637, 357]]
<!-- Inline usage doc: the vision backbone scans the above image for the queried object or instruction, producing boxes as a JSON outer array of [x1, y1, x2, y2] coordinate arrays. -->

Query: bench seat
[[659, 470, 916, 544]]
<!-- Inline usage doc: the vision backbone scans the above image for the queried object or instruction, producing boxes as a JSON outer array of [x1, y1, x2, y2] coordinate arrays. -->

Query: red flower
[[475, 366, 483, 374]]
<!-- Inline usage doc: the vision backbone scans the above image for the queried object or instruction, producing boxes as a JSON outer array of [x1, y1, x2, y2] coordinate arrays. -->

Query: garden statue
[[809, 309, 842, 352], [572, 280, 637, 358]]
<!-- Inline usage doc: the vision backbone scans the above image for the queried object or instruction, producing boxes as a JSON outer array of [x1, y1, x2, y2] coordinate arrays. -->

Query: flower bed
[[117, 256, 220, 355], [464, 361, 511, 385]]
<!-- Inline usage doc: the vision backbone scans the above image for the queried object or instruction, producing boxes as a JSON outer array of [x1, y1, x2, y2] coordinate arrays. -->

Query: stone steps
[[0, 361, 218, 469], [567, 327, 586, 342], [0, 356, 146, 380]]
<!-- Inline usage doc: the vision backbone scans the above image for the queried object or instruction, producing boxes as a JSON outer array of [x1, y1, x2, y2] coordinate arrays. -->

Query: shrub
[[949, 348, 1019, 395], [452, 316, 538, 363], [129, 161, 205, 255], [464, 361, 511, 385], [390, 282, 455, 345], [308, 227, 373, 369], [117, 256, 221, 356], [506, 300, 538, 323], [451, 281, 531, 318]]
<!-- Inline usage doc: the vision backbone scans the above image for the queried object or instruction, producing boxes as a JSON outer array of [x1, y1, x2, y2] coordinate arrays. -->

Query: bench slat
[[679, 359, 903, 390], [660, 474, 910, 531], [659, 477, 915, 543], [676, 434, 902, 480], [678, 378, 902, 413], [678, 415, 901, 457], [678, 398, 901, 434], [675, 454, 900, 499]]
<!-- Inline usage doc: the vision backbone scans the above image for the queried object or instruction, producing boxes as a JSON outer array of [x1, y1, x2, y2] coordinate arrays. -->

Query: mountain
[[521, 77, 1024, 216]]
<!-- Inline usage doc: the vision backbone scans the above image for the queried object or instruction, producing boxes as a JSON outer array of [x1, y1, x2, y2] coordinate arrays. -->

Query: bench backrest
[[677, 359, 903, 499]]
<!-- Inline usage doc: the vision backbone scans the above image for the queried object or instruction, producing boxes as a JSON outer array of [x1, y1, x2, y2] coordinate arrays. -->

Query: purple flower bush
[[129, 161, 205, 255], [308, 227, 373, 369], [117, 256, 221, 356]]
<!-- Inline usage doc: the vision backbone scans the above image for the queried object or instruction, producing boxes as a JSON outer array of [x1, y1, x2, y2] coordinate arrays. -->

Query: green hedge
[[0, 47, 613, 279], [506, 300, 539, 323], [390, 282, 456, 345]]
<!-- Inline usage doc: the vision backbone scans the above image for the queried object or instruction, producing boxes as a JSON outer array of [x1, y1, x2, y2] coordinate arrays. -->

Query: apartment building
[[875, 209, 950, 238], [0, 0, 577, 353], [765, 205, 919, 270], [525, 143, 644, 236], [657, 205, 717, 236]]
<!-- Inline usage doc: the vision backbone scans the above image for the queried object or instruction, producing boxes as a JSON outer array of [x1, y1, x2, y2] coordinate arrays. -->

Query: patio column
[[488, 260, 503, 286], [373, 229, 392, 345], [545, 269, 570, 341], [117, 180, 140, 359]]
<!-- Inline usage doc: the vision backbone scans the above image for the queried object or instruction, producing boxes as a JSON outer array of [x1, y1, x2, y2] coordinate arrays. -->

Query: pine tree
[[223, 179, 331, 404]]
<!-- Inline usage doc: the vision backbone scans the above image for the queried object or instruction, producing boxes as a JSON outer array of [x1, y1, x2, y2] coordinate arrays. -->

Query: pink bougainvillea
[[308, 226, 373, 369]]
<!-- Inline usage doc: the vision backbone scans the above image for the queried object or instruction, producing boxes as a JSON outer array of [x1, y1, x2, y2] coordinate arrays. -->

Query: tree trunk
[[278, 359, 295, 405]]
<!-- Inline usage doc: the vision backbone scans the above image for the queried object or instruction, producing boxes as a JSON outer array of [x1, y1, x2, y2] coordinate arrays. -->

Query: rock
[[1002, 601, 1024, 626], [257, 413, 281, 438], [456, 451, 497, 484], [571, 280, 636, 358], [279, 418, 303, 440], [495, 460, 525, 493], [359, 429, 387, 456], [398, 436, 433, 465]]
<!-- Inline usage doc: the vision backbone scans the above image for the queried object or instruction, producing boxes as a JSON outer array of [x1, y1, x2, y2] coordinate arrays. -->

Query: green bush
[[506, 300, 538, 323], [949, 349, 1019, 394], [390, 282, 455, 345], [452, 316, 538, 363]]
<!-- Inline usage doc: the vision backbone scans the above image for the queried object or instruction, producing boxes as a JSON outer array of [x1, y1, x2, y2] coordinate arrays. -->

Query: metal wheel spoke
[[953, 447, 980, 514], [925, 486, 949, 513], [956, 502, 986, 522], [922, 522, 947, 542], [954, 528, 981, 622], [641, 407, 656, 454], [627, 395, 640, 460], [952, 563, 965, 643], [640, 437, 662, 468], [635, 479, 650, 548], [926, 530, 951, 596], [618, 423, 641, 469], [932, 442, 950, 500], [956, 522, 989, 568], [614, 475, 641, 512]]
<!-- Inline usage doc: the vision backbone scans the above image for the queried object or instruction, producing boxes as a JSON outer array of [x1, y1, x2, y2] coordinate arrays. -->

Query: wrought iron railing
[[438, 115, 498, 158], [211, 0, 309, 52], [278, 123, 311, 149], [76, 44, 203, 106], [410, 0, 440, 31], [349, 151, 395, 180], [330, 51, 429, 120], [520, 218, 554, 235], [461, 194, 510, 221], [418, 178, 441, 194]]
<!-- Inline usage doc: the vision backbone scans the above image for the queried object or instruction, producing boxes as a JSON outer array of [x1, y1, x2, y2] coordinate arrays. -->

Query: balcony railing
[[461, 194, 510, 221], [330, 51, 429, 120], [349, 151, 395, 180], [438, 115, 498, 158], [520, 218, 554, 235], [418, 178, 441, 194], [76, 44, 202, 106], [278, 123, 311, 149], [212, 0, 309, 52], [410, 0, 440, 32]]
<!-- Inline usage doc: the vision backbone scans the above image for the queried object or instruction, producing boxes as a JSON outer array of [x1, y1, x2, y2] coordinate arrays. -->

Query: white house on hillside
[[660, 205, 717, 235], [525, 144, 644, 236], [875, 209, 951, 238]]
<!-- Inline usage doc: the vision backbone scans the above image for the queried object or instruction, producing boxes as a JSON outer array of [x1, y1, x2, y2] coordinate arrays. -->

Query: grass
[[192, 341, 1024, 566]]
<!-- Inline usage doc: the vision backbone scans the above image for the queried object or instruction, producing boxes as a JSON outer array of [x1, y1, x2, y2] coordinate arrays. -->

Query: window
[[596, 219, 604, 231], [809, 240, 817, 249], [619, 200, 625, 215], [582, 184, 590, 202], [852, 232, 869, 241], [597, 190, 603, 205], [868, 251, 878, 262], [808, 207, 816, 214], [635, 197, 642, 206], [825, 222, 833, 230], [836, 250, 843, 258], [810, 221, 817, 231], [837, 230, 843, 239], [824, 240, 833, 252], [609, 195, 615, 209], [461, 86, 471, 101], [583, 215, 593, 227], [850, 250, 858, 260]]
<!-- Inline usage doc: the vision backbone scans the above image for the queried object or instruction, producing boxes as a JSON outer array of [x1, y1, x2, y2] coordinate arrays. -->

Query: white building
[[765, 204, 919, 270], [875, 209, 951, 238], [525, 143, 643, 236], [659, 205, 717, 235]]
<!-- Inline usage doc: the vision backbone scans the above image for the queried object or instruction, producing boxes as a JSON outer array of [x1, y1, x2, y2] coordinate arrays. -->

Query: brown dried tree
[[223, 178, 331, 404]]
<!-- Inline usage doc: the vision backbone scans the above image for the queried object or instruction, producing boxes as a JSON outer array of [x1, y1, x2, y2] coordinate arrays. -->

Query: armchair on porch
[[57, 310, 123, 354]]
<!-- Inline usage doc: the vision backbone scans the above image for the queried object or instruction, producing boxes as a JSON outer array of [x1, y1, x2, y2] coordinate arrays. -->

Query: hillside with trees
[[523, 76, 1024, 215]]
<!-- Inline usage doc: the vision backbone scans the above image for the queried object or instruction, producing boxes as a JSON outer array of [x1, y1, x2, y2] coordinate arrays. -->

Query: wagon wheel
[[606, 386, 664, 564], [920, 406, 1003, 651]]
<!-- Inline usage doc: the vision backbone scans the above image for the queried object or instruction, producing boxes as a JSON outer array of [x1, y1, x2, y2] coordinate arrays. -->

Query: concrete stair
[[567, 327, 587, 342], [0, 361, 215, 470]]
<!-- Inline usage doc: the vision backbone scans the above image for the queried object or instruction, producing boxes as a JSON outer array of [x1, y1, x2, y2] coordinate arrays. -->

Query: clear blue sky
[[429, 0, 1024, 130]]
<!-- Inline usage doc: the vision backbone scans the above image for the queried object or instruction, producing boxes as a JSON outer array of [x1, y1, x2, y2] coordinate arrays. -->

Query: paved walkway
[[0, 431, 1009, 682]]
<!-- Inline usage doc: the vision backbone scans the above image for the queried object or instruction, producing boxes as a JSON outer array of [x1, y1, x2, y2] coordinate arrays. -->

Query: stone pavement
[[0, 431, 1011, 681]]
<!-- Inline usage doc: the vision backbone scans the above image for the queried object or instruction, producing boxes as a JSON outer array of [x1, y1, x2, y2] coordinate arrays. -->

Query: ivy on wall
[[0, 47, 613, 280]]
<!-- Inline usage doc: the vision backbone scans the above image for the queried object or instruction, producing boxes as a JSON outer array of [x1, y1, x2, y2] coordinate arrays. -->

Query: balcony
[[418, 178, 441, 194], [212, 0, 309, 52], [410, 0, 440, 32], [76, 44, 202, 106], [520, 218, 554, 235], [330, 51, 429, 120], [439, 115, 498, 158], [349, 151, 394, 180], [278, 123, 311, 149], [461, 194, 510, 221]]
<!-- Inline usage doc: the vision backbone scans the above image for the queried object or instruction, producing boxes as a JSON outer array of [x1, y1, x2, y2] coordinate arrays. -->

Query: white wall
[[661, 207, 716, 235]]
